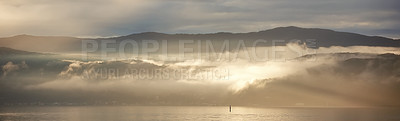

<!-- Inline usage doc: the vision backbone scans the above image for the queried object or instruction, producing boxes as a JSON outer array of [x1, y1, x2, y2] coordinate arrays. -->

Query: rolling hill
[[0, 26, 399, 53]]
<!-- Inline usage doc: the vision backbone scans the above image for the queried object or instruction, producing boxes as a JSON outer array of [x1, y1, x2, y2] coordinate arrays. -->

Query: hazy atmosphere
[[1, 0, 400, 121], [1, 0, 400, 38]]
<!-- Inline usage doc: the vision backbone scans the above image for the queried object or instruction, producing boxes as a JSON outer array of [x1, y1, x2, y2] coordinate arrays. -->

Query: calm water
[[1, 106, 400, 121]]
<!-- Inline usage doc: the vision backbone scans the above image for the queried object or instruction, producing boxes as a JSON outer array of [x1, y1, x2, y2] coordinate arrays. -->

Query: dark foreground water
[[1, 106, 400, 121]]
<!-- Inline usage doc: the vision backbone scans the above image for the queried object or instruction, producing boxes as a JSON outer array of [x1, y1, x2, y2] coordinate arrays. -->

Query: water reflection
[[1, 106, 400, 121]]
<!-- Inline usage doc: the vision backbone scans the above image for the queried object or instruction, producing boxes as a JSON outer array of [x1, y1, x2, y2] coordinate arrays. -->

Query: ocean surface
[[1, 106, 400, 121]]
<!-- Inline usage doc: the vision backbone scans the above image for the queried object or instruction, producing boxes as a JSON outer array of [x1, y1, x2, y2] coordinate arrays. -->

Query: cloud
[[0, 0, 399, 38], [20, 51, 400, 106], [1, 61, 28, 77], [0, 0, 156, 37], [237, 53, 400, 106], [1, 43, 400, 106]]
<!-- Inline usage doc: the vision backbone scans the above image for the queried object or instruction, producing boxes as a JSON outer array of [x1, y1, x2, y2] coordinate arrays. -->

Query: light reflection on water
[[1, 106, 400, 121]]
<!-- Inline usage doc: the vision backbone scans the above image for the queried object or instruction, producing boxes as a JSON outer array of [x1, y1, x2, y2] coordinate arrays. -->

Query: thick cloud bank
[[0, 45, 400, 107]]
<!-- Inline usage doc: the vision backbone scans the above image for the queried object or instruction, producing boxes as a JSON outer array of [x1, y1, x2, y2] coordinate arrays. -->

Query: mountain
[[114, 26, 399, 47], [0, 47, 41, 56], [0, 35, 82, 53], [0, 26, 399, 53]]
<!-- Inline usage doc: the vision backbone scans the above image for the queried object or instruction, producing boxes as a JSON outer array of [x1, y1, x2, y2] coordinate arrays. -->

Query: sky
[[0, 0, 399, 38]]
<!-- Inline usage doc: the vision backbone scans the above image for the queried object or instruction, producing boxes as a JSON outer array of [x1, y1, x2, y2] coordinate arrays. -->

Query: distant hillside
[[114, 26, 399, 47], [0, 26, 399, 53], [0, 35, 82, 53], [0, 47, 41, 55]]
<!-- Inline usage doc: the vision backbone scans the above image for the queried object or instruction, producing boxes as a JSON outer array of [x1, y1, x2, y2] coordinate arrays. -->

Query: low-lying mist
[[1, 43, 399, 107]]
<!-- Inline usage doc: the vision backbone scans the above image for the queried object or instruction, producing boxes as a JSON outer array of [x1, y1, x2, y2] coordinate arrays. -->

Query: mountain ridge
[[0, 26, 399, 53], [2, 26, 395, 40], [0, 47, 41, 55]]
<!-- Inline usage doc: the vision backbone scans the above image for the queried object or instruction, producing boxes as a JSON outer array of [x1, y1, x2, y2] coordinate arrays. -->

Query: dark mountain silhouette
[[0, 35, 82, 53], [113, 26, 399, 47], [0, 26, 399, 53], [0, 47, 41, 55]]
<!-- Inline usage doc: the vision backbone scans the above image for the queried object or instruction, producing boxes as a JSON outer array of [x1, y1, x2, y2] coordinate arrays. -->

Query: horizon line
[[1, 26, 398, 40]]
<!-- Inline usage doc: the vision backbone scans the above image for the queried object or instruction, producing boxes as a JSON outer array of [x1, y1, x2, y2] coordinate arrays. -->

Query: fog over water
[[1, 42, 399, 107], [1, 0, 400, 120]]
